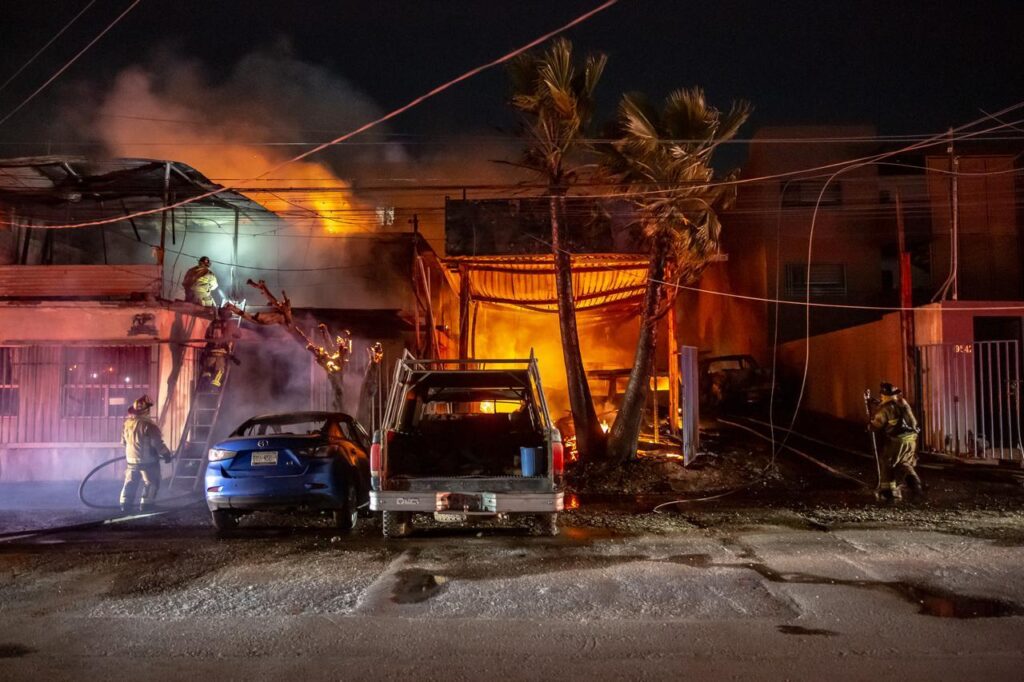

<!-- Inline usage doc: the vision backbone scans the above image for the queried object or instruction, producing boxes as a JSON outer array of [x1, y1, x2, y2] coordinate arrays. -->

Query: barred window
[[785, 263, 847, 298], [0, 348, 16, 416], [62, 347, 151, 418]]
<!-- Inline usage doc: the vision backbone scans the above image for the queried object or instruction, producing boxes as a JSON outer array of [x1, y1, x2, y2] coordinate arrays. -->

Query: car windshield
[[236, 417, 329, 437]]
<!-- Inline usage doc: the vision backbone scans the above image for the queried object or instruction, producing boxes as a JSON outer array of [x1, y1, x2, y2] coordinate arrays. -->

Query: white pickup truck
[[369, 352, 564, 538]]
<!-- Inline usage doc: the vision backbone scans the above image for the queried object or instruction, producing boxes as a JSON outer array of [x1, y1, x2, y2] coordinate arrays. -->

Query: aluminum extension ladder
[[169, 305, 244, 492]]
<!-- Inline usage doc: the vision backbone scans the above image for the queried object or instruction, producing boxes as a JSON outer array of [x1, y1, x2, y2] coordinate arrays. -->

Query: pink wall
[[778, 314, 905, 422]]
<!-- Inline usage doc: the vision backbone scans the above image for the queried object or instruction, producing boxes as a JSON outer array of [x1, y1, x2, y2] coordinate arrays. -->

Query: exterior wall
[[913, 301, 1024, 345], [778, 313, 904, 422], [0, 305, 206, 481], [677, 241, 769, 365], [927, 155, 1020, 301]]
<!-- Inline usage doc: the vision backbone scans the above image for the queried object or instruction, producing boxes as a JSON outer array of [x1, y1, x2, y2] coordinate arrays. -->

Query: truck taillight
[[552, 441, 564, 475], [370, 443, 382, 474]]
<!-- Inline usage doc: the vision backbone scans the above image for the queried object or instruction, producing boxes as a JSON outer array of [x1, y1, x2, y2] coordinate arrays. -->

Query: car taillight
[[552, 440, 564, 475]]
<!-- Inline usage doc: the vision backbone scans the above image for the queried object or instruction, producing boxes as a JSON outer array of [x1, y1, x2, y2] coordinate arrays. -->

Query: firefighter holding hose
[[868, 382, 923, 502], [119, 395, 172, 512]]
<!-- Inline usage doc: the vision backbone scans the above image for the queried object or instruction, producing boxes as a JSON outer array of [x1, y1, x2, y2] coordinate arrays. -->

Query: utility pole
[[896, 189, 915, 398], [947, 128, 960, 301]]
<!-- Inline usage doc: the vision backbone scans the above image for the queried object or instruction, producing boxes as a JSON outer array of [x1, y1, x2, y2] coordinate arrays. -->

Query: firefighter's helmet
[[880, 382, 901, 397], [130, 394, 154, 415]]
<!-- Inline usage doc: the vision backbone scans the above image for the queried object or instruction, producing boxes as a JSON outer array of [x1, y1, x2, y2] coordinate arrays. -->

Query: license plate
[[250, 451, 278, 466], [434, 512, 467, 523]]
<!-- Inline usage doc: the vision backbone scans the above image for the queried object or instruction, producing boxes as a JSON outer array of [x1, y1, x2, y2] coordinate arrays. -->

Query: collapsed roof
[[0, 155, 269, 222]]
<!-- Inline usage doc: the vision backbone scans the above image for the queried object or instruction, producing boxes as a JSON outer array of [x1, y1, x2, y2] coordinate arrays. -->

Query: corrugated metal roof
[[446, 254, 649, 313], [0, 264, 161, 299]]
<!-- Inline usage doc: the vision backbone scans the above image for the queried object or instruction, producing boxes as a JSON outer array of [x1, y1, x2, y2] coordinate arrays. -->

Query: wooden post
[[458, 265, 471, 359], [159, 162, 170, 296], [667, 295, 681, 436], [232, 207, 240, 299]]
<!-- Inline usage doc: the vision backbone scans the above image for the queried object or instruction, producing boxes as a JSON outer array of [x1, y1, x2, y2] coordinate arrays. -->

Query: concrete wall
[[0, 305, 206, 481], [778, 313, 905, 422]]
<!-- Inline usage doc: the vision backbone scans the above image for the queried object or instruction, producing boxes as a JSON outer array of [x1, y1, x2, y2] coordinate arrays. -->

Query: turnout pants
[[120, 462, 162, 507], [879, 435, 921, 492]]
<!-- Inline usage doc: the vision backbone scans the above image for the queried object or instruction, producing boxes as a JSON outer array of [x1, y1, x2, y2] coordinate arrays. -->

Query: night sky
[[1, 0, 1023, 158]]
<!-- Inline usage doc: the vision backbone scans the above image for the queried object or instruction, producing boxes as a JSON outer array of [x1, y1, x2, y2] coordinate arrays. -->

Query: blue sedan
[[204, 412, 371, 534]]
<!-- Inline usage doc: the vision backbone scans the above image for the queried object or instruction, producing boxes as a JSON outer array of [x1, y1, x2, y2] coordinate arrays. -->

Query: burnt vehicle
[[205, 412, 371, 534], [699, 354, 775, 410], [588, 368, 672, 435], [370, 352, 564, 538]]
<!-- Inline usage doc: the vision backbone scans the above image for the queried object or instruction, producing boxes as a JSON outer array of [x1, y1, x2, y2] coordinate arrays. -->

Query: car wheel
[[211, 509, 239, 535], [382, 511, 411, 538], [533, 513, 558, 537], [333, 480, 359, 531]]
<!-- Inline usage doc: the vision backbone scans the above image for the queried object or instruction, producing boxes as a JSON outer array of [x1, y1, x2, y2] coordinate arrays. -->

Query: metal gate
[[917, 341, 1024, 460]]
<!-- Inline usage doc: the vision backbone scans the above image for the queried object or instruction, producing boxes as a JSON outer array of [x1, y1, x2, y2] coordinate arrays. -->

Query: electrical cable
[[0, 0, 97, 96], [0, 0, 144, 128], [0, 0, 619, 230]]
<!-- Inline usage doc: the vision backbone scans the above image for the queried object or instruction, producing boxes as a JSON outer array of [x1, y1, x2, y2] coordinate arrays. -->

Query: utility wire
[[0, 0, 143, 128], [0, 0, 619, 230]]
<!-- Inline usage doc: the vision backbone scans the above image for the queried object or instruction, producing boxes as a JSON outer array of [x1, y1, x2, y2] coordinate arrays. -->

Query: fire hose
[[0, 459, 201, 542], [78, 455, 202, 510], [653, 418, 868, 512]]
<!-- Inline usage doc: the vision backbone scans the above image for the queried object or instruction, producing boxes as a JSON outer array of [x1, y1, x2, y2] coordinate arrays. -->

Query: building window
[[62, 347, 151, 417], [0, 348, 16, 416], [785, 263, 847, 298], [782, 180, 842, 207]]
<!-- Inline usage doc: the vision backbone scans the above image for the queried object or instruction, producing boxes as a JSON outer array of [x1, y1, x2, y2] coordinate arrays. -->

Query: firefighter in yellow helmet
[[120, 395, 172, 512], [868, 382, 923, 502], [183, 256, 221, 307], [199, 312, 239, 389]]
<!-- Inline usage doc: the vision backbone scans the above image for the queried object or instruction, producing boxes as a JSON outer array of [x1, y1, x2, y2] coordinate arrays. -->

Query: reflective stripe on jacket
[[122, 415, 171, 464]]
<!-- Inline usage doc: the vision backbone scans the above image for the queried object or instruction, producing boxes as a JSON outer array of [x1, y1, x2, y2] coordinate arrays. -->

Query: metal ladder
[[169, 306, 244, 492]]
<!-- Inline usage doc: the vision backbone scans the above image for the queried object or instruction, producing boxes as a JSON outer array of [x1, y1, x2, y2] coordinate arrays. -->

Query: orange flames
[[95, 69, 374, 234]]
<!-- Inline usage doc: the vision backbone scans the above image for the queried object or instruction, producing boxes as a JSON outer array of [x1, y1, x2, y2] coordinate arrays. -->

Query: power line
[[0, 0, 618, 230], [0, 0, 97, 96], [0, 0, 144, 128]]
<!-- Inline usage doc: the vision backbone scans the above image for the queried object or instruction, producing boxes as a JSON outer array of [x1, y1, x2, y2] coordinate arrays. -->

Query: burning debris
[[226, 279, 353, 410]]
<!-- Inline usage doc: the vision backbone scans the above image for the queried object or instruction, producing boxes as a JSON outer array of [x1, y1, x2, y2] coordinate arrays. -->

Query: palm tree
[[601, 88, 751, 463], [507, 38, 607, 458]]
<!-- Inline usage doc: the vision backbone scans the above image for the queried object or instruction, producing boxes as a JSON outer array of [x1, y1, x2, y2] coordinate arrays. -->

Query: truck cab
[[369, 352, 564, 537]]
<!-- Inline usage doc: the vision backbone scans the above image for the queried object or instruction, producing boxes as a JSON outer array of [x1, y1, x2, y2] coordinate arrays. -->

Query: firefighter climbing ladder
[[169, 306, 244, 492]]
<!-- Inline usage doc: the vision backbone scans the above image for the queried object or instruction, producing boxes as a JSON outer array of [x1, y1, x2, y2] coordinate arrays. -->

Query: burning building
[[442, 196, 693, 445], [0, 155, 457, 483]]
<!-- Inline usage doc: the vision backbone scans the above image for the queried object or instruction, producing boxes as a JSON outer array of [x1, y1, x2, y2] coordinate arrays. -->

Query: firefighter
[[868, 382, 923, 501], [200, 313, 237, 389], [120, 395, 172, 512], [182, 256, 220, 307]]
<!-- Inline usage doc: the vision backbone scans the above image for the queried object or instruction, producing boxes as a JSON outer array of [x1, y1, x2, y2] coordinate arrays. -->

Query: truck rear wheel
[[382, 511, 411, 538], [332, 480, 359, 531], [533, 513, 558, 537]]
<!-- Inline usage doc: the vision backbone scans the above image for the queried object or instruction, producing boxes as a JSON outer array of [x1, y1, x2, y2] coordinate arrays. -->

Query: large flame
[[95, 69, 373, 234]]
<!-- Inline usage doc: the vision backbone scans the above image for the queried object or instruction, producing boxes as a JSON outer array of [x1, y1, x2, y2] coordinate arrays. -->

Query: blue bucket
[[520, 447, 538, 477]]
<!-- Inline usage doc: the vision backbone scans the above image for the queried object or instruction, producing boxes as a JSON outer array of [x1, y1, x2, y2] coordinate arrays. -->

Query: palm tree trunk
[[550, 191, 604, 458], [607, 239, 669, 463]]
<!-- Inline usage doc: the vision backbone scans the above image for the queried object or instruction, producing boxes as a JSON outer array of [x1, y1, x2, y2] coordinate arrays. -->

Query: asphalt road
[[2, 502, 1024, 681]]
